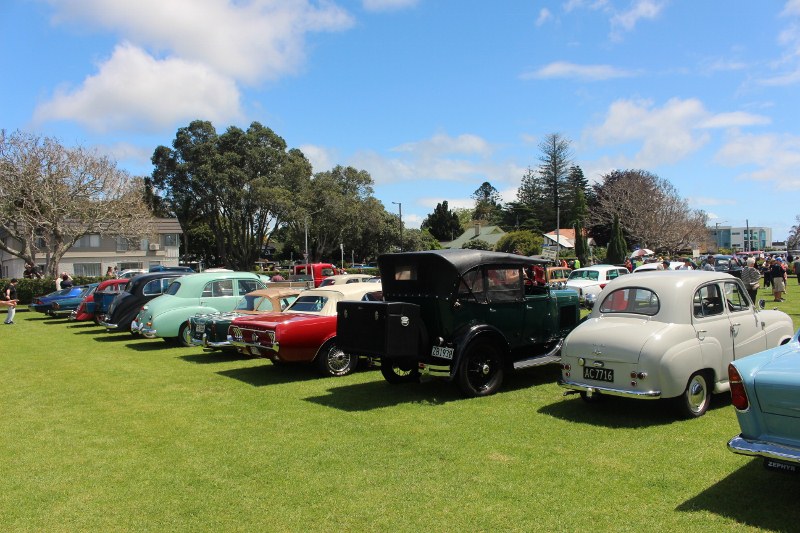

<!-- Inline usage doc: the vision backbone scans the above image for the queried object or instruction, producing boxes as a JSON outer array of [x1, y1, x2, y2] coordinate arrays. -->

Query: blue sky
[[3, 0, 800, 239]]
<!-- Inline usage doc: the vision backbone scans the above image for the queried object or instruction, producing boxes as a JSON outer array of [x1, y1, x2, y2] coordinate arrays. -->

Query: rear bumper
[[558, 378, 661, 399], [191, 334, 231, 350], [728, 434, 800, 464]]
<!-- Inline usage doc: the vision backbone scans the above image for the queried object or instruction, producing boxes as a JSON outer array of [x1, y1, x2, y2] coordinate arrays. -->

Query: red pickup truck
[[292, 263, 341, 287]]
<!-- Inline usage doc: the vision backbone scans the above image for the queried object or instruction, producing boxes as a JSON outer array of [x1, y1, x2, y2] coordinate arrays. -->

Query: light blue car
[[728, 328, 800, 473], [132, 272, 265, 346]]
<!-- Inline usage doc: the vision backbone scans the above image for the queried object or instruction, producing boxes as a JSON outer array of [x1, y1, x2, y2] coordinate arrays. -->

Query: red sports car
[[70, 278, 128, 322], [229, 283, 382, 376]]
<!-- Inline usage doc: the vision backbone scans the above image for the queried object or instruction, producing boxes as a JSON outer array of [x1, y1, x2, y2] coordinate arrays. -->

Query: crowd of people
[[625, 252, 798, 303]]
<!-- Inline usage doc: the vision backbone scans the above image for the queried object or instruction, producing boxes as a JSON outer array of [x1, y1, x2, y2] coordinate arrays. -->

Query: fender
[[657, 337, 714, 398], [152, 306, 221, 338], [447, 323, 510, 380]]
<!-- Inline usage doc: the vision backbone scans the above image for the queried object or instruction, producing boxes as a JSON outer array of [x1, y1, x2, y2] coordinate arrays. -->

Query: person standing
[[741, 258, 761, 304], [3, 278, 18, 324], [794, 256, 800, 285], [770, 259, 787, 302], [702, 255, 716, 271]]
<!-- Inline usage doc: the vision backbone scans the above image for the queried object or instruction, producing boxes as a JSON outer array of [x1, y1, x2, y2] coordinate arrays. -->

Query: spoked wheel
[[177, 322, 192, 347], [456, 340, 504, 397], [675, 371, 711, 418], [316, 341, 358, 377], [380, 359, 420, 384]]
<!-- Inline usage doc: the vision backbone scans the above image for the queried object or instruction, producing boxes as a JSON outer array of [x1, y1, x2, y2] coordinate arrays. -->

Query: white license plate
[[431, 346, 454, 360], [195, 323, 205, 333]]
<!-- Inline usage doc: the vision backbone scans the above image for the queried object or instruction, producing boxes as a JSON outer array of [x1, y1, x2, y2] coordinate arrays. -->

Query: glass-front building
[[709, 225, 772, 252]]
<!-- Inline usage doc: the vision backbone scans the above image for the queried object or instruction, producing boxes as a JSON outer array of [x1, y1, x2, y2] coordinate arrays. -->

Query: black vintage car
[[337, 249, 580, 397], [99, 272, 185, 333]]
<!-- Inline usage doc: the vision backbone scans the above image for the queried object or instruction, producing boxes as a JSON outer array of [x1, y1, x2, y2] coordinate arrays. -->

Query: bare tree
[[0, 130, 154, 277], [591, 169, 708, 253], [788, 215, 800, 250]]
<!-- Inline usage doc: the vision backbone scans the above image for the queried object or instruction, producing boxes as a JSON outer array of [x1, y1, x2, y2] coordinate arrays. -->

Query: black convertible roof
[[378, 249, 547, 277]]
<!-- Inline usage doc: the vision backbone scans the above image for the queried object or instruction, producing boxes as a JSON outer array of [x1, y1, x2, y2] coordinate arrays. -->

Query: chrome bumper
[[728, 435, 800, 464], [190, 334, 231, 350], [50, 309, 73, 317], [558, 378, 661, 399]]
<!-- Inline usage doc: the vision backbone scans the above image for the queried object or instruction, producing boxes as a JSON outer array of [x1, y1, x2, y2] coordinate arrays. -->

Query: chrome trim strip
[[728, 435, 800, 464], [558, 378, 661, 399]]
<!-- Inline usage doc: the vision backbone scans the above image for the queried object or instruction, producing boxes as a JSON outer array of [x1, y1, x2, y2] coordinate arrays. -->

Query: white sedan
[[559, 271, 794, 418], [565, 265, 629, 307]]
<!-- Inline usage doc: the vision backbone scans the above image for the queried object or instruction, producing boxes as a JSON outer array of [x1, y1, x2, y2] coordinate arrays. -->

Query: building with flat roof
[[709, 225, 772, 252]]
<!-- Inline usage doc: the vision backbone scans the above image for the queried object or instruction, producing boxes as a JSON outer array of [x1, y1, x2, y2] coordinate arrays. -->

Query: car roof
[[244, 287, 303, 299], [127, 271, 185, 288], [572, 264, 626, 272], [378, 249, 547, 277], [298, 282, 382, 299], [603, 269, 736, 290]]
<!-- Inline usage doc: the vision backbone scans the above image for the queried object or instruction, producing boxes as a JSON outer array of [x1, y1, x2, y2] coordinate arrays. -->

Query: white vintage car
[[558, 271, 794, 418]]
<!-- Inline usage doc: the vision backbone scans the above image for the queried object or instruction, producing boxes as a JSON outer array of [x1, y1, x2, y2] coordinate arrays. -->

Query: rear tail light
[[728, 363, 749, 411]]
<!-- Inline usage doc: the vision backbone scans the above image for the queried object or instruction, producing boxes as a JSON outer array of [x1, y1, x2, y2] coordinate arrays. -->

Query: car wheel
[[676, 371, 711, 418], [177, 322, 192, 347], [316, 341, 358, 377], [456, 340, 504, 397], [380, 360, 420, 384]]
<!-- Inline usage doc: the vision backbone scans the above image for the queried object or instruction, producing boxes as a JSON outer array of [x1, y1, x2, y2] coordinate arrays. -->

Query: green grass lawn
[[1, 281, 799, 532]]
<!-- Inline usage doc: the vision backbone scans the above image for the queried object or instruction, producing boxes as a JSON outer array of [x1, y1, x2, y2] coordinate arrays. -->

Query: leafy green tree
[[151, 120, 310, 269], [495, 201, 540, 233], [471, 181, 501, 222], [462, 238, 492, 251], [403, 228, 443, 251], [495, 231, 542, 256], [573, 189, 589, 266], [517, 134, 574, 232], [421, 201, 462, 241], [606, 214, 628, 264]]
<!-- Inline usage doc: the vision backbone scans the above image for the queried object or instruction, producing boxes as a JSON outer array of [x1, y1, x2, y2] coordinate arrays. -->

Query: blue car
[[728, 328, 800, 473], [29, 286, 85, 314]]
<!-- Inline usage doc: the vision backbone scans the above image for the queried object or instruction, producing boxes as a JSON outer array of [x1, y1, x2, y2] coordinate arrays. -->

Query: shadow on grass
[[92, 333, 137, 342], [125, 340, 181, 351], [538, 391, 732, 429], [65, 322, 97, 329], [304, 378, 460, 411], [217, 363, 321, 386], [677, 460, 800, 529], [305, 364, 562, 412], [180, 351, 256, 364]]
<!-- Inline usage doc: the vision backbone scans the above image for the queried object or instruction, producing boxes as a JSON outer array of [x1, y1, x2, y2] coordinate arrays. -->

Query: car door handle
[[696, 329, 707, 340]]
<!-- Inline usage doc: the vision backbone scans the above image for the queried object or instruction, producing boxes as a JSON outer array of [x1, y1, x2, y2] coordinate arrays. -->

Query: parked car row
[[28, 250, 800, 475]]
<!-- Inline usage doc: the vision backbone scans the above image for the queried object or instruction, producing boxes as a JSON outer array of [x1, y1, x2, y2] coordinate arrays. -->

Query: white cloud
[[362, 0, 419, 12], [46, 0, 354, 84], [585, 97, 711, 167], [33, 43, 242, 132], [610, 0, 665, 33], [521, 61, 635, 81], [715, 133, 800, 189], [298, 144, 338, 173], [699, 112, 771, 129], [536, 8, 553, 26], [782, 0, 800, 16], [563, 0, 610, 13], [348, 132, 525, 188]]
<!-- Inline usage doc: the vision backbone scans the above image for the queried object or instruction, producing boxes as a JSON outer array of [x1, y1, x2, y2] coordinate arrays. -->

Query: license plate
[[431, 346, 454, 360], [196, 323, 205, 333], [583, 366, 614, 383]]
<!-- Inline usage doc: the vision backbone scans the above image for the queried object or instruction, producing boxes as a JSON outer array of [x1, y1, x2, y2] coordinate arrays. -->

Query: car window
[[238, 279, 262, 294], [568, 270, 599, 281], [606, 269, 620, 280], [321, 268, 335, 277], [202, 279, 233, 297], [289, 295, 328, 312], [693, 284, 725, 318], [319, 279, 335, 286], [279, 296, 297, 311], [599, 288, 659, 315], [457, 268, 486, 303], [346, 278, 362, 284], [394, 265, 417, 281], [362, 291, 383, 301], [724, 281, 750, 312], [145, 279, 170, 296], [236, 295, 259, 311], [486, 267, 522, 302]]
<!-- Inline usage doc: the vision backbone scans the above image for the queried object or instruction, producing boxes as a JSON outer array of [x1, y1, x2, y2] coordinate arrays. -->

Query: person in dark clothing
[[770, 259, 787, 302], [3, 278, 19, 324]]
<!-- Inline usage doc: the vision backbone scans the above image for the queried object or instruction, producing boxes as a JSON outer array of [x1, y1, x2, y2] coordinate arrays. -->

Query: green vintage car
[[337, 249, 581, 397], [132, 272, 265, 345]]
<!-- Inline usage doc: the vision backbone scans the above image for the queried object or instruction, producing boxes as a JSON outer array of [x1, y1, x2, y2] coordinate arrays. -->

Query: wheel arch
[[450, 325, 510, 379]]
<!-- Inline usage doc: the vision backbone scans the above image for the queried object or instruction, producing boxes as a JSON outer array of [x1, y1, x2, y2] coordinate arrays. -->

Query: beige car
[[559, 270, 794, 418]]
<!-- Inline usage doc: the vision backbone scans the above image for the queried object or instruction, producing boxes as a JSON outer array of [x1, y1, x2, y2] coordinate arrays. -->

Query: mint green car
[[132, 272, 265, 345]]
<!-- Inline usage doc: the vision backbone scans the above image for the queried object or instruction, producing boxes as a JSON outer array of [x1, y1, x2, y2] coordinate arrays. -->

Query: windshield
[[568, 270, 600, 281], [599, 288, 659, 315], [288, 295, 329, 313]]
